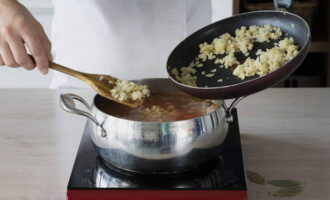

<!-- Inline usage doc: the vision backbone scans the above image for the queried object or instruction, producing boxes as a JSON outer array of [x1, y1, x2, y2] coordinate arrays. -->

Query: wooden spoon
[[49, 62, 145, 108]]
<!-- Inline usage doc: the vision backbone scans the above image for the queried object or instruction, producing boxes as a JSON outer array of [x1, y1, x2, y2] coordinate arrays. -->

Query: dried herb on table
[[267, 180, 304, 187], [269, 185, 303, 197], [247, 169, 305, 197], [246, 170, 266, 185]]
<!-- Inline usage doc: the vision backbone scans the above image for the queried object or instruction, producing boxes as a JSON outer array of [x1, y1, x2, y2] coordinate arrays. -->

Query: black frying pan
[[166, 0, 311, 99]]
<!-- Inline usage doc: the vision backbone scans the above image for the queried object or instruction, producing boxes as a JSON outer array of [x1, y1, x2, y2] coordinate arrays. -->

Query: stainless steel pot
[[60, 79, 243, 173]]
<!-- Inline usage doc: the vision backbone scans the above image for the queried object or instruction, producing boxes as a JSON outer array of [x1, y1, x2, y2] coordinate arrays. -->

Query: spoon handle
[[27, 54, 87, 80], [49, 62, 86, 80]]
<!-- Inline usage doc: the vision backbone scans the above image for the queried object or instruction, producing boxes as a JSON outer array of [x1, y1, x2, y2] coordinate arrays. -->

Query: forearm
[[0, 0, 19, 9], [0, 0, 27, 20]]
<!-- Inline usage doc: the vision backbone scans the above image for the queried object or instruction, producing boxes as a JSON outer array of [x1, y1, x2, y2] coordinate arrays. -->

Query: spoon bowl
[[49, 62, 144, 108]]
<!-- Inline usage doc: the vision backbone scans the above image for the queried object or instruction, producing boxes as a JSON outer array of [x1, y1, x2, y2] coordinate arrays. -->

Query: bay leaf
[[246, 170, 266, 185], [267, 179, 304, 187], [269, 185, 303, 197]]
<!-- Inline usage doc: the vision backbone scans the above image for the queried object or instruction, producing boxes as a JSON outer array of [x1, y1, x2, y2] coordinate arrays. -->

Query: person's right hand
[[0, 0, 51, 74]]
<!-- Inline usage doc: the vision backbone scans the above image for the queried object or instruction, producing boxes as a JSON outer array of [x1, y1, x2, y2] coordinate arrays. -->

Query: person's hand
[[0, 0, 51, 74]]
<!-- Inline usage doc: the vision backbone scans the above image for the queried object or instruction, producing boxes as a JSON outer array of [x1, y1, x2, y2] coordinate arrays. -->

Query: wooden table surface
[[0, 88, 329, 200]]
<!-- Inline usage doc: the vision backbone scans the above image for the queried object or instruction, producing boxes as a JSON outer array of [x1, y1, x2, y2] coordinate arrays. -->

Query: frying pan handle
[[60, 93, 107, 137], [224, 96, 246, 123], [274, 0, 293, 12]]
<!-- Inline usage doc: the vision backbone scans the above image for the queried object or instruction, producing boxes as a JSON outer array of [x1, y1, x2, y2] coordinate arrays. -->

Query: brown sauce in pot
[[98, 93, 219, 122]]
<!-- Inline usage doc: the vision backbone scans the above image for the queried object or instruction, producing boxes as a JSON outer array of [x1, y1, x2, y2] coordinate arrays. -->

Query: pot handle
[[60, 93, 107, 137], [224, 96, 246, 123], [274, 0, 293, 12]]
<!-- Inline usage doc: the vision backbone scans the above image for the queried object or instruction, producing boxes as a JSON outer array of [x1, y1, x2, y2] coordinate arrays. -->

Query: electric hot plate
[[67, 109, 247, 200]]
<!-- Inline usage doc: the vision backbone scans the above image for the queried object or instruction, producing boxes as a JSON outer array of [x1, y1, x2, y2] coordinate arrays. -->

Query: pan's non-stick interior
[[167, 11, 311, 99]]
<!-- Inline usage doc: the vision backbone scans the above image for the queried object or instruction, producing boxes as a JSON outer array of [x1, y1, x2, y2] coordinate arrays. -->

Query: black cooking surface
[[68, 109, 246, 191]]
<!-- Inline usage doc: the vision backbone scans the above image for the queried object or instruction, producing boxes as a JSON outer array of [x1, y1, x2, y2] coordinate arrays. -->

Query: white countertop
[[0, 88, 329, 200]]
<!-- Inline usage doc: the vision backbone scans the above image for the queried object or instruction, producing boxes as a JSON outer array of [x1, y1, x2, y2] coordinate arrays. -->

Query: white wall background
[[0, 0, 233, 88]]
